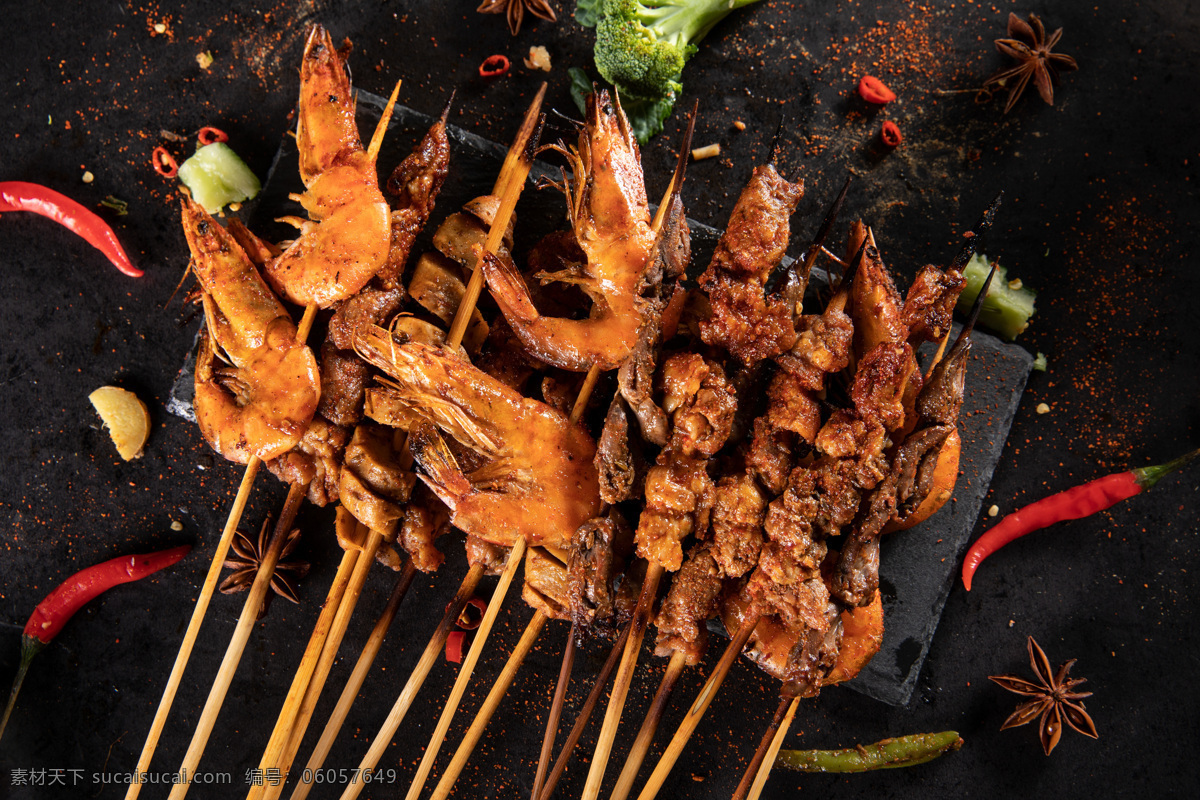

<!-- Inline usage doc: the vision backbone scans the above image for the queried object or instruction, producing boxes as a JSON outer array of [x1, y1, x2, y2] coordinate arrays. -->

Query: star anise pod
[[989, 635, 1099, 755], [984, 12, 1078, 113], [477, 0, 557, 36], [220, 517, 310, 619]]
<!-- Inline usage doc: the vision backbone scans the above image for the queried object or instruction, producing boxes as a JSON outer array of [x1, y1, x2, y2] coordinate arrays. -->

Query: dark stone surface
[[1, 2, 1198, 799]]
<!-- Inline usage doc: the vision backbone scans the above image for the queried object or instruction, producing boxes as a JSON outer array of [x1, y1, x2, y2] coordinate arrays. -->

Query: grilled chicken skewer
[[605, 176, 853, 800]]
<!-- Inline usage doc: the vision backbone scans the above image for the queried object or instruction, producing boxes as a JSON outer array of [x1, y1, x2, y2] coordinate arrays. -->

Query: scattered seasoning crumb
[[1009, 620, 1016, 627], [988, 504, 1000, 517], [692, 143, 721, 160], [1036, 403, 1051, 415], [196, 51, 214, 70], [733, 120, 746, 131], [170, 520, 183, 531], [82, 171, 94, 184], [524, 46, 551, 72], [1008, 278, 1024, 291], [154, 23, 166, 34]]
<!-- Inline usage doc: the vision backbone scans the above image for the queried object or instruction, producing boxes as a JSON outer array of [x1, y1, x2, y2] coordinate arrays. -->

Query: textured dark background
[[1, 1, 1198, 799]]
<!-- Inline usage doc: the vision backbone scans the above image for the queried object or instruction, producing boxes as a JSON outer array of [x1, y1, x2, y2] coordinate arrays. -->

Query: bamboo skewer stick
[[288, 562, 417, 800], [531, 626, 577, 800], [734, 695, 799, 800], [167, 481, 309, 800], [537, 623, 630, 800], [581, 561, 664, 799], [609, 649, 688, 800], [258, 525, 391, 800], [337, 95, 546, 800], [633, 612, 760, 800], [428, 611, 550, 800], [337, 563, 486, 799], [398, 537, 528, 800], [124, 458, 260, 800], [244, 546, 360, 800], [126, 300, 319, 800]]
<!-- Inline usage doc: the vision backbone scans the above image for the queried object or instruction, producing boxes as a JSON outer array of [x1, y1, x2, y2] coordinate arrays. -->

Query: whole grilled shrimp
[[482, 89, 657, 372]]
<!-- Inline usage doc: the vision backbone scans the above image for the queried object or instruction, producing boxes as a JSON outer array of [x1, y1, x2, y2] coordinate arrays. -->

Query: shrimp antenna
[[949, 190, 1003, 273]]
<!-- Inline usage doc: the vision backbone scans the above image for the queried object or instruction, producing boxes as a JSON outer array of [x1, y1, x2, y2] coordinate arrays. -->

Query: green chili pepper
[[775, 731, 963, 773]]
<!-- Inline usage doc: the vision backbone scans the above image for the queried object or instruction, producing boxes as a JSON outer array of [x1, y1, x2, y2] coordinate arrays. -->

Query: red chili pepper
[[962, 447, 1200, 591], [445, 630, 467, 663], [0, 544, 191, 742], [479, 54, 510, 78], [858, 75, 897, 104], [880, 121, 903, 148], [152, 145, 179, 178], [455, 596, 488, 631], [197, 126, 229, 145], [0, 181, 143, 277]]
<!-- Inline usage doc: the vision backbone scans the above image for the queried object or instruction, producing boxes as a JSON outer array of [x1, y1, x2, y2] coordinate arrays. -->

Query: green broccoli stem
[[775, 731, 964, 773], [634, 0, 763, 48]]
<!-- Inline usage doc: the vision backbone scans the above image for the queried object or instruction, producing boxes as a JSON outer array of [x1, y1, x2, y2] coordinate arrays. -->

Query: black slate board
[[177, 92, 1033, 708]]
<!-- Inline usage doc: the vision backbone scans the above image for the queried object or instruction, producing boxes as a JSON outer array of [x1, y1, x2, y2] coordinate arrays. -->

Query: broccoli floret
[[592, 0, 763, 103]]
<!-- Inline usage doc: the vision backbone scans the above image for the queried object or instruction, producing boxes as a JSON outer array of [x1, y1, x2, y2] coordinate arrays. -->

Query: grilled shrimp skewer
[[330, 100, 549, 800], [263, 26, 396, 308], [484, 88, 658, 372], [248, 104, 455, 800]]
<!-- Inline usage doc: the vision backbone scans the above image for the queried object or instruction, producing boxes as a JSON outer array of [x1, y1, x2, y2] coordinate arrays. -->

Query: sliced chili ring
[[152, 146, 179, 178], [881, 121, 903, 148], [197, 126, 229, 145], [479, 54, 510, 79], [455, 596, 488, 630], [445, 630, 467, 663]]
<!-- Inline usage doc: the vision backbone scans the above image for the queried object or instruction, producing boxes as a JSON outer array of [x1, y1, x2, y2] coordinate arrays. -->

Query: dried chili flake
[[445, 630, 467, 663], [858, 75, 897, 104], [479, 54, 511, 78]]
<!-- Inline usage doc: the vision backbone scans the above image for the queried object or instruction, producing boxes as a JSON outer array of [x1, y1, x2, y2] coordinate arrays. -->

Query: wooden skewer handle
[[745, 696, 800, 800], [263, 526, 389, 800], [633, 612, 760, 800], [167, 481, 308, 800], [124, 457, 260, 800], [609, 650, 689, 800], [336, 563, 486, 800], [288, 562, 417, 800], [246, 547, 360, 800], [538, 622, 631, 800], [399, 537, 529, 800], [531, 626, 577, 800], [581, 562, 665, 800], [429, 611, 549, 800], [731, 694, 794, 800]]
